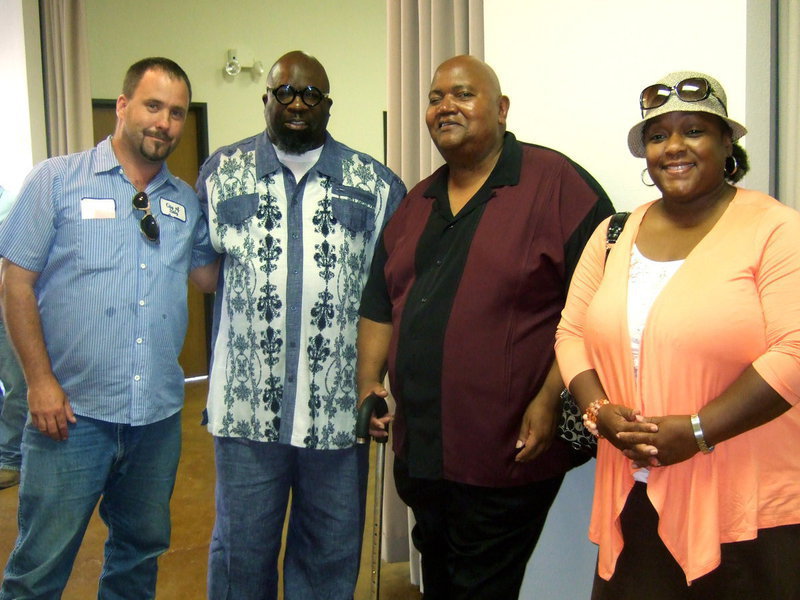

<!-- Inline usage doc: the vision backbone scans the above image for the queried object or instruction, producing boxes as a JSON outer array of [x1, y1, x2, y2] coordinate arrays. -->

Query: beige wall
[[85, 0, 388, 162], [485, 0, 772, 212], [0, 0, 46, 193]]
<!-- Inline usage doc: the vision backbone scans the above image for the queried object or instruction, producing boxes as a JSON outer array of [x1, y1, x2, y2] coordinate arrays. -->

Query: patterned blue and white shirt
[[198, 132, 405, 449], [0, 137, 217, 425]]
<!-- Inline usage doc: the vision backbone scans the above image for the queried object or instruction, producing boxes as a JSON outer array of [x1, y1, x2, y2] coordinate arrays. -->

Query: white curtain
[[382, 0, 484, 587], [40, 0, 93, 157], [778, 0, 799, 209]]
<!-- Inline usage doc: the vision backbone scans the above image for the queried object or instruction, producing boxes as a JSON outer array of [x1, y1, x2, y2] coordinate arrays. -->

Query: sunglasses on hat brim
[[639, 77, 727, 118]]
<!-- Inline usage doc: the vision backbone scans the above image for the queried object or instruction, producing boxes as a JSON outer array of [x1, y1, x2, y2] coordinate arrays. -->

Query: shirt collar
[[94, 136, 178, 192], [256, 131, 344, 182], [424, 131, 522, 200]]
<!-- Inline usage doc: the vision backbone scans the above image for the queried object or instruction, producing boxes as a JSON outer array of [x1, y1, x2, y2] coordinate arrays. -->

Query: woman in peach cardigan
[[556, 71, 800, 599]]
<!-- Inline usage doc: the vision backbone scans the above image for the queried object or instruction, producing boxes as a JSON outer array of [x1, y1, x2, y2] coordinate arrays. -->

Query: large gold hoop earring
[[724, 155, 738, 178], [641, 168, 655, 187]]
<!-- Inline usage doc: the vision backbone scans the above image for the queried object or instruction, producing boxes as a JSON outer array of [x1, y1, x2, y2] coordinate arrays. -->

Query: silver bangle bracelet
[[690, 413, 714, 454]]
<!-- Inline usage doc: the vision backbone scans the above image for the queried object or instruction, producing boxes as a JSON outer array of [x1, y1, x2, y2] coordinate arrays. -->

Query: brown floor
[[0, 381, 421, 599]]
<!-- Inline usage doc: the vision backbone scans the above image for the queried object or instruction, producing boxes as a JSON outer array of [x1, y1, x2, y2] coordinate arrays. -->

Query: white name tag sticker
[[80, 198, 116, 219], [159, 198, 186, 222]]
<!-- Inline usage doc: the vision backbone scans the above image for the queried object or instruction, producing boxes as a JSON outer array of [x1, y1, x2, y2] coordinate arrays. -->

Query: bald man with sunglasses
[[196, 50, 406, 599]]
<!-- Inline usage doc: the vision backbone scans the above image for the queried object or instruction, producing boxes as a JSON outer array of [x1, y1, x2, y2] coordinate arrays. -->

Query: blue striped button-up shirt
[[0, 137, 217, 425]]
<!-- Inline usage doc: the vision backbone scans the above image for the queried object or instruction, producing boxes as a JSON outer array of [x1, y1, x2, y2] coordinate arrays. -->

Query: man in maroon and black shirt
[[357, 55, 614, 599]]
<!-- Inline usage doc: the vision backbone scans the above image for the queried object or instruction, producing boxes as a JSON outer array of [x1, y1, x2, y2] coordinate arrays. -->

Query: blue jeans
[[0, 320, 27, 471], [208, 438, 369, 600], [0, 412, 182, 600]]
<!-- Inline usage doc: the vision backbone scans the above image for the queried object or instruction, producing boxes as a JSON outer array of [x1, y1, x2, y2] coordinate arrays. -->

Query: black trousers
[[592, 482, 800, 600], [394, 458, 563, 600]]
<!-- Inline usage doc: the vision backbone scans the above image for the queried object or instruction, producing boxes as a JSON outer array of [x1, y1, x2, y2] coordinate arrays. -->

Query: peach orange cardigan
[[556, 188, 800, 583]]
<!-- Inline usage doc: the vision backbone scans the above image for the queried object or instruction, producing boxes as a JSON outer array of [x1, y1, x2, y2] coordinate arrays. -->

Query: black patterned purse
[[557, 211, 630, 458]]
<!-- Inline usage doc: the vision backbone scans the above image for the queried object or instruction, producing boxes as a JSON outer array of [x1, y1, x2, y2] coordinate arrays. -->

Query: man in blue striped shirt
[[0, 57, 219, 599]]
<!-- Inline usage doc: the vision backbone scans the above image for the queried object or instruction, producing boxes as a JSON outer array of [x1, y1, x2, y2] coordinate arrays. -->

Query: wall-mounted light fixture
[[223, 49, 265, 81]]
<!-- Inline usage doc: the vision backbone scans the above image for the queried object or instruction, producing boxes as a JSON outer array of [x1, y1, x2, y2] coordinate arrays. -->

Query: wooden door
[[92, 101, 211, 378]]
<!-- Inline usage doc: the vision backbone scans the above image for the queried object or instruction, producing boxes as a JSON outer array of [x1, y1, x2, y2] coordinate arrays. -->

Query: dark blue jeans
[[0, 412, 181, 600], [207, 438, 369, 600]]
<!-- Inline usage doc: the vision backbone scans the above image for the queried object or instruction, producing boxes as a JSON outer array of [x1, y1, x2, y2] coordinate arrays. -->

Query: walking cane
[[356, 393, 390, 600]]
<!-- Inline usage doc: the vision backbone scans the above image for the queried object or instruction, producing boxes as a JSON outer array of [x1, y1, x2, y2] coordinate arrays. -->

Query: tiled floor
[[0, 381, 421, 599]]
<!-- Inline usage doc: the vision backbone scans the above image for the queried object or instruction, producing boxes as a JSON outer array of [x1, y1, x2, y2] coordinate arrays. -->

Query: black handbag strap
[[605, 211, 630, 261]]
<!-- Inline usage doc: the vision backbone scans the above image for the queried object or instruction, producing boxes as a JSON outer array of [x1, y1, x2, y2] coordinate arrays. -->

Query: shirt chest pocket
[[77, 218, 126, 271], [216, 193, 259, 227], [157, 215, 193, 273], [331, 185, 377, 233], [214, 193, 260, 257], [77, 213, 192, 274]]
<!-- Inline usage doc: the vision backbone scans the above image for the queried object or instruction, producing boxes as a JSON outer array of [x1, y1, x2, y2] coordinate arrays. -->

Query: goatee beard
[[139, 130, 173, 162], [140, 141, 171, 162], [274, 130, 320, 155]]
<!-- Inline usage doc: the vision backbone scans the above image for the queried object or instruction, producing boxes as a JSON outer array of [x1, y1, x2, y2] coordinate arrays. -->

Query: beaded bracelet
[[582, 398, 610, 436]]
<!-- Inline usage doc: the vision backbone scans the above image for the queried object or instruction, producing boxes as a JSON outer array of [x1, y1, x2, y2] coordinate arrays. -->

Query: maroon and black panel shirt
[[360, 132, 614, 487]]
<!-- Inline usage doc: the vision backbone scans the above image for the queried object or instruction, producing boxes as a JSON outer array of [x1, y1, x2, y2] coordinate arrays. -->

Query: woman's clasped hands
[[592, 405, 705, 468]]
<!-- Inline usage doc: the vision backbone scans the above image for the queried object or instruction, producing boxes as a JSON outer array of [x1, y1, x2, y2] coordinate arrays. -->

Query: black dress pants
[[394, 458, 563, 600], [592, 482, 800, 600]]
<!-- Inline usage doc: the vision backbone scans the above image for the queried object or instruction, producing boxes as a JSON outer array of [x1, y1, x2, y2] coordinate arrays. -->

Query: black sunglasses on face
[[132, 192, 159, 242], [267, 84, 329, 108], [639, 77, 727, 117]]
